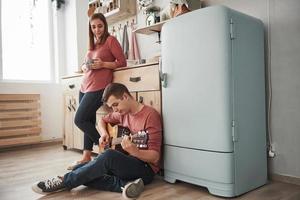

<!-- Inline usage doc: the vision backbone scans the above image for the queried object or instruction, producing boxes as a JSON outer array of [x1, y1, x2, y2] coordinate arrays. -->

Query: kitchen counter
[[61, 61, 159, 79]]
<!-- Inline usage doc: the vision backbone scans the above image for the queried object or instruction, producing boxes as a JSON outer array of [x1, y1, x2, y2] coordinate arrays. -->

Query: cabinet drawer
[[113, 65, 160, 92], [62, 76, 82, 94]]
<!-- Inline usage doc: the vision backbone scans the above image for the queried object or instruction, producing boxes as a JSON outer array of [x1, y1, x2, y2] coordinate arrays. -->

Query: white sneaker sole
[[122, 178, 144, 199], [31, 181, 66, 195], [32, 182, 46, 195]]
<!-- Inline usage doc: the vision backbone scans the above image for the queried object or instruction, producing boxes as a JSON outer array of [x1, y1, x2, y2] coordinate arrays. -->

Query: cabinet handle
[[139, 96, 144, 103], [68, 84, 75, 89], [71, 98, 77, 111], [129, 77, 141, 82], [68, 99, 72, 111]]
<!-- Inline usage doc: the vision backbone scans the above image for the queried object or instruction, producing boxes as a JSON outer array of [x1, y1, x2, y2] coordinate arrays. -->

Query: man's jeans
[[63, 149, 155, 192], [74, 90, 104, 151]]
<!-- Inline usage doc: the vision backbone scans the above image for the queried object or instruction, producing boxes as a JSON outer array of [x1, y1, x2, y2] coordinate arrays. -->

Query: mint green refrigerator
[[161, 5, 267, 197]]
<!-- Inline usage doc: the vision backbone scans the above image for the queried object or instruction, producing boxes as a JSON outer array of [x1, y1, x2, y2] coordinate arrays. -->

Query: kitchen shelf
[[89, 0, 136, 25], [134, 20, 167, 35], [134, 20, 168, 44]]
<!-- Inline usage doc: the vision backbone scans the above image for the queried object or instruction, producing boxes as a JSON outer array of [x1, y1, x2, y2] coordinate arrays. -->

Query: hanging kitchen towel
[[127, 24, 132, 49], [128, 28, 140, 60], [111, 27, 117, 38], [122, 24, 129, 59], [116, 27, 122, 45]]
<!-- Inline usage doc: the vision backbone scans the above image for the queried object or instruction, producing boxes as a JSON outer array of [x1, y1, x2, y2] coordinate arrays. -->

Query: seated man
[[32, 83, 162, 199]]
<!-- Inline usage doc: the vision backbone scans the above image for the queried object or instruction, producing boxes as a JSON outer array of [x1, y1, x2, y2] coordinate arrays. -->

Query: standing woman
[[73, 13, 126, 166]]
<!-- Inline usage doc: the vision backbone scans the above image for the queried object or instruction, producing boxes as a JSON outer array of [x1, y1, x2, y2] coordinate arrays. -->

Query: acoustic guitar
[[99, 124, 149, 154]]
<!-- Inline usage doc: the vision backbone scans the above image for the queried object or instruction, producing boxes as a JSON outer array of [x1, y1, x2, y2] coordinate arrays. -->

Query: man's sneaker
[[122, 178, 144, 199], [32, 176, 66, 195]]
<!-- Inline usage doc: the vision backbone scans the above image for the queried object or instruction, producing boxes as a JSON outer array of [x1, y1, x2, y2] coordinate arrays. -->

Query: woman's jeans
[[74, 90, 104, 151], [63, 149, 155, 192]]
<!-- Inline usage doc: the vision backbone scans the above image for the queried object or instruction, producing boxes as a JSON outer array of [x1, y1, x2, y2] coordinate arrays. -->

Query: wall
[[202, 0, 300, 180], [76, 0, 89, 71], [268, 0, 300, 180], [63, 0, 88, 75]]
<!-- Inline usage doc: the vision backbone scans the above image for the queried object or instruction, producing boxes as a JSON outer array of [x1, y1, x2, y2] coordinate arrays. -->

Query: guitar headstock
[[132, 131, 148, 149]]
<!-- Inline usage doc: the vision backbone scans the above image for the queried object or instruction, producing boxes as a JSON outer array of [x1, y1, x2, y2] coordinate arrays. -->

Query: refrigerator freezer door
[[161, 7, 234, 152]]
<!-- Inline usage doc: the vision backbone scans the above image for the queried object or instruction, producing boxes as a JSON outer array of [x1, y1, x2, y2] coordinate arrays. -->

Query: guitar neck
[[111, 137, 123, 146], [111, 134, 140, 146]]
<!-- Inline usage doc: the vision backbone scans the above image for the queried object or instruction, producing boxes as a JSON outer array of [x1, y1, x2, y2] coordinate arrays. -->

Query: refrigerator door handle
[[160, 72, 168, 88], [159, 57, 168, 88]]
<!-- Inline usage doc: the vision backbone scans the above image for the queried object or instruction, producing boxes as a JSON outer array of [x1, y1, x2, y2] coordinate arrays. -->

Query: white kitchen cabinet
[[62, 75, 84, 150]]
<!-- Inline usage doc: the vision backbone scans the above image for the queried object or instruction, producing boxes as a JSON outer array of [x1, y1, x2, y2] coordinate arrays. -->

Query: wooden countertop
[[61, 61, 159, 79], [113, 61, 159, 71]]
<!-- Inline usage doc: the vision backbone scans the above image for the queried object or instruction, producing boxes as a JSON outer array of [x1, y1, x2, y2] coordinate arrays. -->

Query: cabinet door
[[131, 92, 137, 101], [72, 95, 84, 150], [93, 111, 106, 154], [62, 76, 84, 150], [138, 91, 161, 114], [63, 94, 74, 149]]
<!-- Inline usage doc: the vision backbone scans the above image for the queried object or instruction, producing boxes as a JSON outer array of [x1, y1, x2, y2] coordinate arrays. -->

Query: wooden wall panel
[[0, 94, 41, 148]]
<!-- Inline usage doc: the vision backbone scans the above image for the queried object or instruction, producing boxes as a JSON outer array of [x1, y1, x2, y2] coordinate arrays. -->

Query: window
[[1, 0, 53, 82]]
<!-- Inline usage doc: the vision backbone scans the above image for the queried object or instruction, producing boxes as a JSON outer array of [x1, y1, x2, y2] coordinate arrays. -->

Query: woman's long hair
[[88, 13, 110, 50]]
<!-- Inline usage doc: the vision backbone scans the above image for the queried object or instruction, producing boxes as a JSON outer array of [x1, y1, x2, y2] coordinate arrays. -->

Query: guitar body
[[99, 124, 130, 154], [99, 124, 148, 154]]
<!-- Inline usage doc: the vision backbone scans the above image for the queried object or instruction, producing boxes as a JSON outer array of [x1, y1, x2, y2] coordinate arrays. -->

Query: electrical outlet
[[268, 143, 276, 158], [268, 150, 275, 158], [270, 143, 276, 152]]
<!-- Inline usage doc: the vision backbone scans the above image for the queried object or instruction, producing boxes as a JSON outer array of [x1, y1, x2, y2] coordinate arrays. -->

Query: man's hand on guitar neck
[[121, 135, 139, 155], [122, 134, 160, 164]]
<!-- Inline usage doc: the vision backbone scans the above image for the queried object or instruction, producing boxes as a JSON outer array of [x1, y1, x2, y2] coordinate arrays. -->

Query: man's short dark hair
[[102, 83, 131, 103]]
